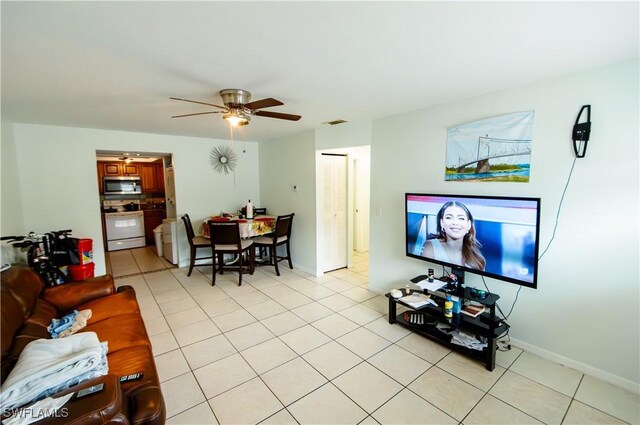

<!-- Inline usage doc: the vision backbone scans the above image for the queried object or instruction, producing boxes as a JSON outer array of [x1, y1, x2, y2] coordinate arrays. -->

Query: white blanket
[[0, 332, 107, 413]]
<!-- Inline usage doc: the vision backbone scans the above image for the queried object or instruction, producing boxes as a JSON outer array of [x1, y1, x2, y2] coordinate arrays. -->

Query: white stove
[[103, 200, 145, 251]]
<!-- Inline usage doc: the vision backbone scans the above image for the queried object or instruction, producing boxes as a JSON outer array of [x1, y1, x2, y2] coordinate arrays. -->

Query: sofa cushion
[[82, 314, 150, 354], [75, 287, 140, 324]]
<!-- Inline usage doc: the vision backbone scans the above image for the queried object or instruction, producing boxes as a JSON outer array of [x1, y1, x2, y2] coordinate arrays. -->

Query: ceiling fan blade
[[170, 97, 226, 109], [244, 98, 284, 110], [254, 110, 301, 121], [171, 111, 222, 118]]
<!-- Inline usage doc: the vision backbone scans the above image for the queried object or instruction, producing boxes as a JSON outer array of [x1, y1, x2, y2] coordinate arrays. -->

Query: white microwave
[[103, 176, 142, 195]]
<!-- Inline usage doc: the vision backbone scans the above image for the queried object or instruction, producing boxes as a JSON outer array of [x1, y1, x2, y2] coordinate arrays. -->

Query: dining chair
[[181, 214, 213, 277], [254, 207, 267, 215], [252, 213, 294, 276], [208, 220, 255, 286]]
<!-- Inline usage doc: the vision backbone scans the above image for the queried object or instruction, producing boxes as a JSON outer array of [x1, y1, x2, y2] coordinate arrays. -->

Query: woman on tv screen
[[421, 201, 486, 270]]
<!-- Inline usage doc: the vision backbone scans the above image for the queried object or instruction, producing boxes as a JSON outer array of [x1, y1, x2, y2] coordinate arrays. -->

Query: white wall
[[259, 130, 317, 274], [369, 59, 639, 388], [7, 124, 260, 274]]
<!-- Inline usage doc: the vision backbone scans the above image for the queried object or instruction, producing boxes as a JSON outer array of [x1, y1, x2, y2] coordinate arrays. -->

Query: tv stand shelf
[[387, 287, 507, 371]]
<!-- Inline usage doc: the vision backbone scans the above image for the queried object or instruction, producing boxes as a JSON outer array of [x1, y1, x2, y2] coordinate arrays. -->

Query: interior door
[[321, 154, 348, 272]]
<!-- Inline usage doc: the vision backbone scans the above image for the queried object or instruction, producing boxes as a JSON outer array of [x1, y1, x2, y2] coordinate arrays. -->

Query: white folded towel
[[0, 332, 106, 413]]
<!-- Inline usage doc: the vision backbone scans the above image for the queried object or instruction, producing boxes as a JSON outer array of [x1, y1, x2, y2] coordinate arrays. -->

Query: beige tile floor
[[108, 247, 639, 425]]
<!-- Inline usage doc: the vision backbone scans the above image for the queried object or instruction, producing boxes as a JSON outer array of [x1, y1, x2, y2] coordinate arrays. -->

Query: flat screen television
[[405, 193, 541, 289]]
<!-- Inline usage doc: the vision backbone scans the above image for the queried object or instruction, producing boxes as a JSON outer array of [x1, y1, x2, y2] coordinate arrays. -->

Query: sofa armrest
[[2, 375, 126, 425], [41, 275, 116, 313]]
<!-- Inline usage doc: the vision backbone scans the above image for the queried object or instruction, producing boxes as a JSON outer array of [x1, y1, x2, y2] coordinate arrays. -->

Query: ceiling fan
[[170, 89, 301, 127]]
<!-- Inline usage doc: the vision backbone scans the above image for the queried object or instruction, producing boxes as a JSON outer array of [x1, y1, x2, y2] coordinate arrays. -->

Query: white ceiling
[[2, 1, 638, 142]]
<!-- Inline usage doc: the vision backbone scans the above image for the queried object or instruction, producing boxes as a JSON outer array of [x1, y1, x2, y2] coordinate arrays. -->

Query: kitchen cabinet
[[144, 209, 166, 245], [139, 163, 165, 194], [97, 161, 164, 194]]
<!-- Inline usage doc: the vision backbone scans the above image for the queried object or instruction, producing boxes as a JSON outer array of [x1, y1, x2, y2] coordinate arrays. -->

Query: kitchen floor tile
[[181, 334, 236, 370], [193, 353, 257, 399], [509, 351, 583, 397], [302, 341, 363, 380], [338, 303, 383, 325], [395, 332, 451, 364], [155, 349, 191, 382], [371, 388, 457, 425], [310, 313, 359, 339], [574, 374, 640, 424], [224, 321, 275, 351], [290, 301, 334, 323], [208, 377, 283, 425], [336, 327, 390, 359], [367, 344, 431, 386], [150, 330, 178, 356], [198, 297, 242, 318], [261, 357, 328, 406], [173, 319, 221, 347], [259, 408, 298, 424], [563, 400, 628, 424], [489, 370, 571, 424], [437, 351, 505, 391], [364, 317, 412, 342], [164, 306, 208, 330], [161, 372, 206, 419], [260, 311, 307, 336], [317, 293, 359, 311], [240, 337, 297, 375], [244, 299, 287, 320], [166, 402, 218, 425], [287, 383, 367, 424], [332, 361, 403, 413], [464, 394, 543, 424], [408, 366, 484, 421], [211, 308, 256, 332], [279, 325, 331, 355]]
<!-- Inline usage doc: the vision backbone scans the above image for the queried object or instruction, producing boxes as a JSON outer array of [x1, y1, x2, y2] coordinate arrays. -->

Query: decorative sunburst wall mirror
[[209, 145, 237, 175]]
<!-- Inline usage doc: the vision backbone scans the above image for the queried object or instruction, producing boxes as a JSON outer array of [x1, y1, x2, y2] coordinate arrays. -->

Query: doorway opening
[[95, 150, 176, 269]]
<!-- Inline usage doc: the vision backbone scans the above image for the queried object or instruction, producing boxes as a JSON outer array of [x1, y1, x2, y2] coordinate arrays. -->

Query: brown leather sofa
[[1, 265, 165, 425]]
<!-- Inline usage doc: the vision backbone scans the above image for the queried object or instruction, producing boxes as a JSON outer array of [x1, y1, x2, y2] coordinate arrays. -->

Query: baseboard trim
[[509, 337, 639, 395], [291, 262, 316, 276]]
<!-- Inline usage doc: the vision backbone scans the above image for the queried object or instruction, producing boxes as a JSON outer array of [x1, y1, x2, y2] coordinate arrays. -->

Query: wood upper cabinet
[[97, 161, 164, 194], [122, 163, 140, 176], [103, 163, 121, 176], [139, 162, 165, 194], [155, 163, 165, 193], [140, 164, 156, 192]]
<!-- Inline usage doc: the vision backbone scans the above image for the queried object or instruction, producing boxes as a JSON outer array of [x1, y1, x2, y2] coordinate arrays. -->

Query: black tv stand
[[386, 284, 506, 371]]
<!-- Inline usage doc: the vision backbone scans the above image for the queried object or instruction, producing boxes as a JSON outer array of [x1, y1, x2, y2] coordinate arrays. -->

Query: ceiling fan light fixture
[[223, 110, 250, 127]]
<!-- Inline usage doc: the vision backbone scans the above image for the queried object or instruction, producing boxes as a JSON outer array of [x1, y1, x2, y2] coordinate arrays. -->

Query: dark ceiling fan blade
[[254, 110, 301, 121], [170, 97, 226, 109], [171, 111, 222, 118], [244, 98, 284, 110]]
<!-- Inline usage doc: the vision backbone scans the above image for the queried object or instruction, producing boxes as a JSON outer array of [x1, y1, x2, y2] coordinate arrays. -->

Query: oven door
[[105, 211, 145, 251]]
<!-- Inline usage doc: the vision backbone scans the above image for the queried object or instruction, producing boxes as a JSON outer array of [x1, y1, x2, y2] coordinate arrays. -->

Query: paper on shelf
[[416, 279, 447, 292], [399, 293, 437, 308]]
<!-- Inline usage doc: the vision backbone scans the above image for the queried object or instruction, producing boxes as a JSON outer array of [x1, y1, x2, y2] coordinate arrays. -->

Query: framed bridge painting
[[445, 111, 534, 182]]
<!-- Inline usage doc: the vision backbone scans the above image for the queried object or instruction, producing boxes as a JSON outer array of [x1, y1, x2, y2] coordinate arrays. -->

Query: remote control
[[120, 372, 144, 383], [74, 383, 104, 399]]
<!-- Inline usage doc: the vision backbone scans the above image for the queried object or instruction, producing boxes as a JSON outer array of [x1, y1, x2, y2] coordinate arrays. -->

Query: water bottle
[[246, 200, 253, 219], [444, 294, 453, 321]]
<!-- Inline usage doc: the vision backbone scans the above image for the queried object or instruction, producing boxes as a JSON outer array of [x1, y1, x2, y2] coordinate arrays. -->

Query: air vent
[[323, 119, 348, 126]]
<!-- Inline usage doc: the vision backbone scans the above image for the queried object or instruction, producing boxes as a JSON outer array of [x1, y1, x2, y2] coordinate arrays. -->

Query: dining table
[[203, 215, 276, 239]]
